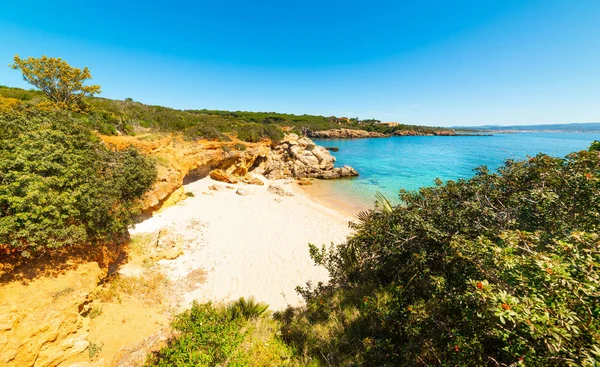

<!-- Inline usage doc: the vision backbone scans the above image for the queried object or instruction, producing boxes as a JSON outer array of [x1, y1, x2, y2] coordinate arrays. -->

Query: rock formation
[[259, 134, 358, 180], [0, 263, 103, 367], [307, 128, 388, 139], [101, 135, 271, 213]]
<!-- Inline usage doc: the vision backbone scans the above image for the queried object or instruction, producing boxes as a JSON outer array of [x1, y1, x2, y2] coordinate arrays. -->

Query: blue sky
[[1, 0, 599, 126]]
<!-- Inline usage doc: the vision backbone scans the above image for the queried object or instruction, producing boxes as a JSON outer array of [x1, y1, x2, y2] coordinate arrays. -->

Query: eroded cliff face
[[0, 263, 103, 367], [100, 134, 271, 213]]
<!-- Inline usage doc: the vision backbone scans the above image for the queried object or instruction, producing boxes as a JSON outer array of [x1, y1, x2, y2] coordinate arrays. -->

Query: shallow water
[[313, 132, 599, 207]]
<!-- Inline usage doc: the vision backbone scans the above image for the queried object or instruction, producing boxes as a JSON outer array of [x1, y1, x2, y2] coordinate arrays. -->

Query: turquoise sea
[[312, 132, 600, 207]]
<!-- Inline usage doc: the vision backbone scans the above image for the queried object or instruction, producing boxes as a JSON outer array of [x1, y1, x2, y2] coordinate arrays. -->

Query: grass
[[51, 286, 74, 299], [94, 271, 170, 305], [88, 304, 104, 319], [89, 341, 103, 359], [146, 299, 306, 367]]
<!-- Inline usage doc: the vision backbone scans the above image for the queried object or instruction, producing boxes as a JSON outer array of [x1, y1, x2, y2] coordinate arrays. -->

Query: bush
[[0, 96, 22, 112], [184, 125, 229, 141], [0, 110, 156, 256], [227, 297, 269, 320], [237, 123, 284, 143], [146, 299, 297, 367], [281, 143, 600, 366]]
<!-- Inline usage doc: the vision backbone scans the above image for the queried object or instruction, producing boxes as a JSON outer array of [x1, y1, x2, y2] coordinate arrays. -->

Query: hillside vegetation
[[0, 86, 448, 140]]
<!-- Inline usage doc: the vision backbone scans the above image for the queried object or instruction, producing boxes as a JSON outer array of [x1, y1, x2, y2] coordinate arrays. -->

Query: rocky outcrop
[[307, 128, 388, 139], [307, 128, 456, 138], [394, 129, 455, 136], [260, 134, 358, 180], [0, 263, 103, 367]]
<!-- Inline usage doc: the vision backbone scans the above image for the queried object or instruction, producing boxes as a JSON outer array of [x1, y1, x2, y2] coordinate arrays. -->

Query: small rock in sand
[[297, 179, 312, 186], [267, 184, 286, 196], [236, 188, 250, 196], [208, 184, 224, 191]]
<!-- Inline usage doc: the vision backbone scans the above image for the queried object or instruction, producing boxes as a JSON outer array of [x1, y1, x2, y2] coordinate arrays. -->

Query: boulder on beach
[[209, 169, 239, 184], [263, 134, 358, 180]]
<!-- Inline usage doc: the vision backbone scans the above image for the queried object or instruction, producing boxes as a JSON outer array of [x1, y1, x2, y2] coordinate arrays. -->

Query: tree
[[0, 110, 156, 256], [10, 55, 101, 110]]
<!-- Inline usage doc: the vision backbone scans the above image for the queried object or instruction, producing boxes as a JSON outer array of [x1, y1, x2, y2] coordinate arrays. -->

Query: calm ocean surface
[[313, 132, 600, 207]]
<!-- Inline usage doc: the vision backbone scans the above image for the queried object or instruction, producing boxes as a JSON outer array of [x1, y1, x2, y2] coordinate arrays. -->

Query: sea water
[[312, 132, 599, 207]]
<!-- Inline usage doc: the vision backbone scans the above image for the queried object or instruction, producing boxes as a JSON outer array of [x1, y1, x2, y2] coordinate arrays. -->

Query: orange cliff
[[100, 134, 272, 213]]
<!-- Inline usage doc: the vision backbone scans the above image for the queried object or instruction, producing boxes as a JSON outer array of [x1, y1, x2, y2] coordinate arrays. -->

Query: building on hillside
[[380, 122, 400, 127]]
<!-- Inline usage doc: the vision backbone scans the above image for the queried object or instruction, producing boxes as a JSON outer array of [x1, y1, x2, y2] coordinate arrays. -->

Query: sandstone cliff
[[101, 135, 271, 213], [0, 263, 103, 367]]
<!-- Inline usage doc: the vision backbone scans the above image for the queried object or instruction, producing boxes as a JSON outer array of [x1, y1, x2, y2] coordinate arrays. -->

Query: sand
[[130, 176, 355, 311]]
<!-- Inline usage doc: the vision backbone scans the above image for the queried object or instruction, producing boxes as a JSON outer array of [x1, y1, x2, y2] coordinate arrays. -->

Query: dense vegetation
[[146, 298, 300, 367], [1, 85, 448, 142], [0, 109, 156, 256], [278, 142, 600, 366], [193, 109, 451, 135]]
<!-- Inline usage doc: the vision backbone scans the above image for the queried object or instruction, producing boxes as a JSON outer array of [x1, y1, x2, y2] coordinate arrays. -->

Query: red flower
[[454, 345, 460, 352], [476, 281, 484, 290], [501, 303, 511, 310]]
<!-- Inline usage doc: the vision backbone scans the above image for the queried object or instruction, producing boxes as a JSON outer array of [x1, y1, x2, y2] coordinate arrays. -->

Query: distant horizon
[[1, 0, 599, 127]]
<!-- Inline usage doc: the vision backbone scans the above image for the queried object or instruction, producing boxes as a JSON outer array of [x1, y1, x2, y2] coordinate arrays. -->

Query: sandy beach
[[130, 175, 355, 311]]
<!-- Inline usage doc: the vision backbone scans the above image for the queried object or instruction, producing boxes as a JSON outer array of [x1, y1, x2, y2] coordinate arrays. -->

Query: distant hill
[[0, 85, 451, 137], [453, 122, 600, 132]]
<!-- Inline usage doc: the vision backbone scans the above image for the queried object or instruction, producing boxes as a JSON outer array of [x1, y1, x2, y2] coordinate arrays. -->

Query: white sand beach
[[130, 176, 355, 311]]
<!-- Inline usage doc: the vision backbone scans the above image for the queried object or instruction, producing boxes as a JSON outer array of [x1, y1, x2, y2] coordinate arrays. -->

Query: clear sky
[[1, 0, 599, 126]]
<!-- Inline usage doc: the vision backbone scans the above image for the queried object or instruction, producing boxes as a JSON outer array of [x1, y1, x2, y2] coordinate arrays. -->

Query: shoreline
[[297, 179, 372, 218]]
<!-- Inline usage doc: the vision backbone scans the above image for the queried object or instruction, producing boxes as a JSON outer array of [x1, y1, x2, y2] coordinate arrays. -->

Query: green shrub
[[0, 110, 156, 256], [146, 299, 301, 367], [227, 297, 269, 320], [281, 144, 600, 366], [234, 143, 247, 151], [237, 123, 284, 143]]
